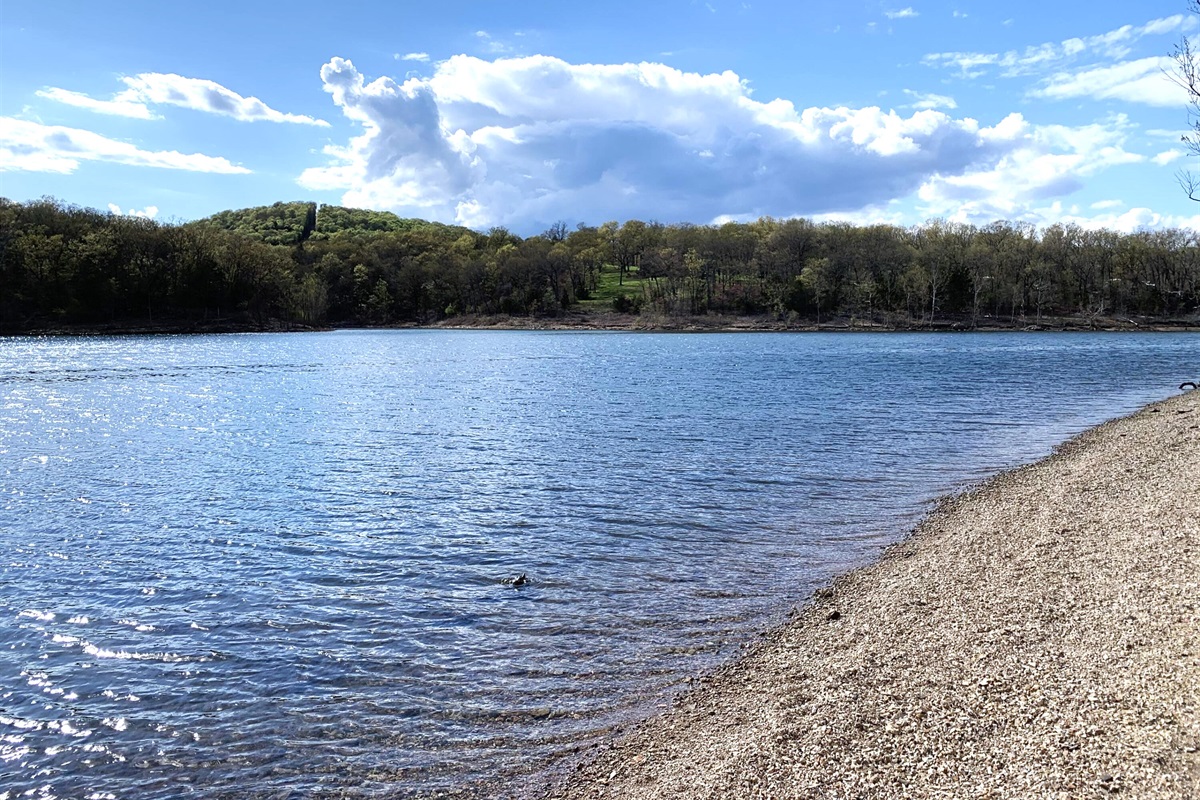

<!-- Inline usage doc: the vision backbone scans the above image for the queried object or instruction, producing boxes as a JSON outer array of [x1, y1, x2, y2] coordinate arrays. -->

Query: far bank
[[6, 310, 1200, 337]]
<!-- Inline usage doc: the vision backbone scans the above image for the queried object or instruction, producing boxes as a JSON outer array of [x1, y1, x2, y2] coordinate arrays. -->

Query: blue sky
[[2, 0, 1200, 234]]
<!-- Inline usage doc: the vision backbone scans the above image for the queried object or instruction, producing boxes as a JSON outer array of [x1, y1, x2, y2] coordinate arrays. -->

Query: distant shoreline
[[426, 311, 1200, 334], [4, 311, 1200, 337]]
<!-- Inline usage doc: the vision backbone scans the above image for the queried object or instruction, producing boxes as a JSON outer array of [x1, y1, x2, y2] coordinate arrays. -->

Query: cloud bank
[[299, 55, 1143, 231], [39, 73, 329, 126]]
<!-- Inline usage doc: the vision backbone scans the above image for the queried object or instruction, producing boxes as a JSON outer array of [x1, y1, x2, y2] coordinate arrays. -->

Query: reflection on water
[[0, 330, 1193, 798]]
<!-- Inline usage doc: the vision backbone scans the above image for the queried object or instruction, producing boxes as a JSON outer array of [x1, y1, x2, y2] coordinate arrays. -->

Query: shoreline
[[533, 391, 1200, 799], [426, 311, 1200, 334], [3, 311, 1199, 338]]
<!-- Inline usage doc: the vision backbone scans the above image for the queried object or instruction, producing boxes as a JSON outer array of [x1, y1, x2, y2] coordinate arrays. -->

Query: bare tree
[[1172, 0, 1200, 199]]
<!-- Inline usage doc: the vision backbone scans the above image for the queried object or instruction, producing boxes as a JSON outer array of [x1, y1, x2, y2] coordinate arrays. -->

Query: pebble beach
[[543, 390, 1200, 799]]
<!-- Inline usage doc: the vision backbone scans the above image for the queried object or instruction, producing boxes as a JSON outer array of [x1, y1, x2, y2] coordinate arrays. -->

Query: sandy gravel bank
[[544, 391, 1200, 799], [427, 312, 1200, 334]]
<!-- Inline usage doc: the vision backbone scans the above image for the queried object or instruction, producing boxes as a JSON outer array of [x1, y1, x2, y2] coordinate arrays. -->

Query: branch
[[1177, 168, 1200, 202], [1168, 5, 1200, 199]]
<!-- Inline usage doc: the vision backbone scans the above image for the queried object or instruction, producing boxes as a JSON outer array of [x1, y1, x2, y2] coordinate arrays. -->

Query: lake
[[0, 330, 1194, 798]]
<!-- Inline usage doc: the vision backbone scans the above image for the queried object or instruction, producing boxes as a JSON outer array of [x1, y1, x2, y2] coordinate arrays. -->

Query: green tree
[[801, 257, 833, 325]]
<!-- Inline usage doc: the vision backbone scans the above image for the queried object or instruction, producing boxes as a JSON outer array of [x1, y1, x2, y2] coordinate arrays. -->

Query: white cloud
[[1153, 150, 1185, 166], [923, 14, 1195, 78], [1032, 56, 1185, 107], [39, 73, 329, 126], [35, 88, 157, 119], [0, 117, 251, 174], [1146, 127, 1191, 140], [902, 89, 957, 110], [108, 203, 159, 219], [1046, 205, 1200, 233], [811, 204, 907, 227], [915, 115, 1144, 226], [299, 55, 1149, 232], [300, 56, 480, 212], [885, 8, 919, 20], [824, 198, 1200, 234], [397, 52, 431, 62], [473, 31, 513, 55]]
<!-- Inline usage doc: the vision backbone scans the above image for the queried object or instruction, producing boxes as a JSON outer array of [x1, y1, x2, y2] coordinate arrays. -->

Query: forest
[[2, 196, 1199, 332]]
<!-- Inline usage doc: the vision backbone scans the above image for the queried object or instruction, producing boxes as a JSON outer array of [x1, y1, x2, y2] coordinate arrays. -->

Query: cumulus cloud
[[0, 117, 251, 174], [301, 56, 480, 212], [39, 73, 329, 126], [299, 55, 1144, 231], [1045, 204, 1200, 233], [915, 116, 1144, 225], [923, 14, 1195, 78], [885, 8, 919, 20], [1153, 150, 1185, 166], [397, 52, 431, 62], [108, 203, 159, 219]]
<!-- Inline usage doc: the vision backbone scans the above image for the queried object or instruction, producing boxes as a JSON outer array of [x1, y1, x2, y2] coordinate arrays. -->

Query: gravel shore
[[543, 391, 1200, 799]]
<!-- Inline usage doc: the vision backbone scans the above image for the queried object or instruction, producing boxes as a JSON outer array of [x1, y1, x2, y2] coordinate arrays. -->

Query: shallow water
[[0, 330, 1194, 798]]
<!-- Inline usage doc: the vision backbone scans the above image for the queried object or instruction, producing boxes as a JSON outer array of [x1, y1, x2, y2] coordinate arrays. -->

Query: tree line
[[2, 196, 1198, 332]]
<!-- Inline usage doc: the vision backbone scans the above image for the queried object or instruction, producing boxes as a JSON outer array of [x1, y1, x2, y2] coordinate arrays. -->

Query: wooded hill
[[2, 196, 1199, 333], [201, 201, 469, 246]]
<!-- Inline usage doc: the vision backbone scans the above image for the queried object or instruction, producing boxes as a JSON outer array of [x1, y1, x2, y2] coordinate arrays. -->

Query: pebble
[[543, 393, 1200, 800]]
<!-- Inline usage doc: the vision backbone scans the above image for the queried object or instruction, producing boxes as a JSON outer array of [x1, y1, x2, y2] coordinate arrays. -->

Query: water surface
[[0, 331, 1194, 798]]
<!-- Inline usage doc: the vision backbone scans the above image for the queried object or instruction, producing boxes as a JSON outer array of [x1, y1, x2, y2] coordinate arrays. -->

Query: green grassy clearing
[[576, 265, 653, 311]]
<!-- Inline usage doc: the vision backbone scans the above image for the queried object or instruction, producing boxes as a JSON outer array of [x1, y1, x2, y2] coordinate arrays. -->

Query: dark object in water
[[504, 573, 529, 587], [1181, 381, 1198, 390]]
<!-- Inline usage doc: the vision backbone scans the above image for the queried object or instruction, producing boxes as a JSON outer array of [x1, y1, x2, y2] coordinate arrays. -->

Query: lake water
[[0, 331, 1195, 798]]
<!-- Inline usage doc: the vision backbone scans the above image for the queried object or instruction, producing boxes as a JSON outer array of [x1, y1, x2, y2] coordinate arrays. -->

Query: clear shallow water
[[0, 330, 1194, 798]]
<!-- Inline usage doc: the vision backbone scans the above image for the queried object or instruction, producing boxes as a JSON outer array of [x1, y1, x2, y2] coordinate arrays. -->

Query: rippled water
[[0, 331, 1194, 798]]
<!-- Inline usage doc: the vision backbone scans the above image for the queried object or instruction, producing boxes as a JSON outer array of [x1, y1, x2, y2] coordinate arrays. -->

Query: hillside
[[4, 195, 1200, 335], [197, 201, 316, 245], [194, 201, 469, 245], [311, 205, 469, 239]]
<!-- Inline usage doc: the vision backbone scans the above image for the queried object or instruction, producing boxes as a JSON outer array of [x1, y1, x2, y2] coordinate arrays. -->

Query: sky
[[3, 0, 1200, 235]]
